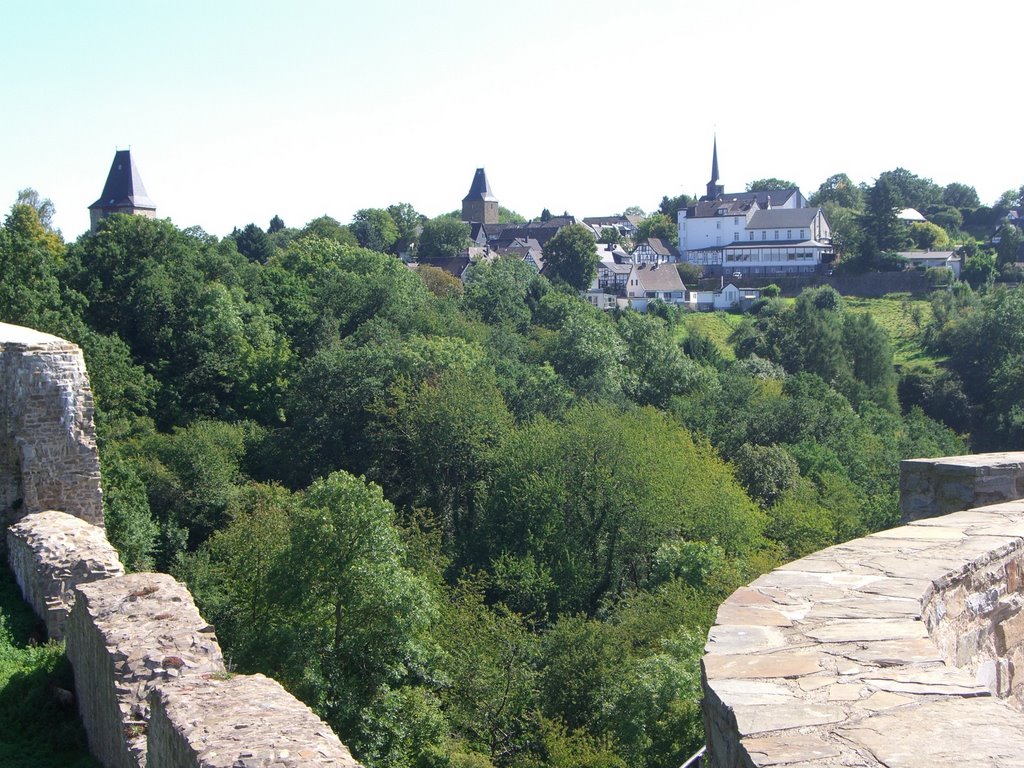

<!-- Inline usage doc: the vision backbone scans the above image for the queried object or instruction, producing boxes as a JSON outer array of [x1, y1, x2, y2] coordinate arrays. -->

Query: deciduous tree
[[419, 216, 470, 259], [542, 223, 599, 290]]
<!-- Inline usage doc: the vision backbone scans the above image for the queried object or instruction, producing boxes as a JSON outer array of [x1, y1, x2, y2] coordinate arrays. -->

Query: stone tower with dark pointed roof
[[704, 136, 725, 201], [461, 167, 498, 225], [88, 150, 157, 232]]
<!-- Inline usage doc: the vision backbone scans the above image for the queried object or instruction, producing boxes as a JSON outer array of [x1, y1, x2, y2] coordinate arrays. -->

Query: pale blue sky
[[2, 0, 1020, 237]]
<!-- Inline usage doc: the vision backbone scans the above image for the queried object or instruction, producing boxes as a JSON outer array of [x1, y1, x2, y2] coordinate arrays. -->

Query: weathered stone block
[[66, 573, 225, 768], [6, 510, 124, 639], [1, 322, 102, 527], [147, 674, 362, 768]]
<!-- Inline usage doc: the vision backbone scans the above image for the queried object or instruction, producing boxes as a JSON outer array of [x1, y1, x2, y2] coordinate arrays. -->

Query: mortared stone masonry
[[1, 322, 361, 768]]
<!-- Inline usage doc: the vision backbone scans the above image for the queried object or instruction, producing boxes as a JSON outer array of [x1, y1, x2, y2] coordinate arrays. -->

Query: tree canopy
[[541, 223, 599, 290]]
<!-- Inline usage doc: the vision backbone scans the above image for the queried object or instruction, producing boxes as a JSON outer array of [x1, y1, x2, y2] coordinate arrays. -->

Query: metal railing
[[679, 745, 706, 768]]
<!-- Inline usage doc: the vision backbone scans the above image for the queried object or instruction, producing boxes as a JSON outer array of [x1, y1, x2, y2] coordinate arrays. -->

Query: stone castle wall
[[6, 510, 124, 639], [900, 452, 1024, 522], [0, 322, 103, 527], [1, 323, 360, 768], [701, 452, 1024, 767]]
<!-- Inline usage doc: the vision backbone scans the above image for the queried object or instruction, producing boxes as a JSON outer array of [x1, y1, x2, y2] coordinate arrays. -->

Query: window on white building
[[748, 232, 754, 240], [787, 230, 792, 239], [800, 229, 806, 239], [774, 231, 779, 240], [761, 231, 767, 240], [716, 221, 721, 229]]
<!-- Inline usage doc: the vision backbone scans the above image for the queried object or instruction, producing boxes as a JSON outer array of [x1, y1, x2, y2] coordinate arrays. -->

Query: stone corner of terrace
[[702, 458, 1024, 767]]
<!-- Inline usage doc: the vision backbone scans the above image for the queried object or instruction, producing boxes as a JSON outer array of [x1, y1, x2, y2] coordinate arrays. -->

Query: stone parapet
[[66, 573, 226, 768], [900, 451, 1024, 522], [701, 501, 1024, 767], [6, 510, 124, 639], [147, 674, 361, 768], [0, 321, 103, 527]]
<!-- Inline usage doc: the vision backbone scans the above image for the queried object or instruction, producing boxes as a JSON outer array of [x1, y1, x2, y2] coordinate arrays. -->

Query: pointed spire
[[705, 136, 724, 201], [710, 135, 720, 187], [462, 167, 497, 203], [88, 149, 157, 232], [89, 150, 156, 211]]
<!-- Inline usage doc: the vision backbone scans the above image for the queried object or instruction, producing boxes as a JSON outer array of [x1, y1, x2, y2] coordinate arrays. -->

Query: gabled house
[[490, 216, 577, 248], [632, 237, 681, 265], [582, 215, 642, 240], [495, 237, 545, 272], [626, 263, 686, 312], [589, 243, 632, 294], [88, 149, 157, 232]]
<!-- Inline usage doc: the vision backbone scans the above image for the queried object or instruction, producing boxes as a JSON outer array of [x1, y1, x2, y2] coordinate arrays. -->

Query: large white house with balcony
[[677, 140, 833, 276]]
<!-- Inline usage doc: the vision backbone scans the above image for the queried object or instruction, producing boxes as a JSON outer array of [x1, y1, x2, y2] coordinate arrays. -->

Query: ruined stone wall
[[900, 452, 1024, 522], [921, 503, 1024, 709], [0, 322, 102, 527], [6, 510, 124, 639], [66, 573, 226, 768], [2, 324, 361, 768], [702, 454, 1024, 767], [147, 675, 360, 768]]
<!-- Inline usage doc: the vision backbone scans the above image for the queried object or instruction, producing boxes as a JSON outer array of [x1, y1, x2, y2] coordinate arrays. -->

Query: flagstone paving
[[702, 500, 1024, 767]]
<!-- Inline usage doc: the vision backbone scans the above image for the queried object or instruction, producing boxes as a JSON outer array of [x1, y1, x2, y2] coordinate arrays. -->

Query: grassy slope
[[679, 312, 745, 360], [678, 295, 938, 368], [843, 295, 940, 369], [0, 564, 99, 768]]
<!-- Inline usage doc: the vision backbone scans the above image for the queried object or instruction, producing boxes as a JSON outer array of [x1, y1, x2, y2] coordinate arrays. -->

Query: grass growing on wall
[[0, 564, 99, 768]]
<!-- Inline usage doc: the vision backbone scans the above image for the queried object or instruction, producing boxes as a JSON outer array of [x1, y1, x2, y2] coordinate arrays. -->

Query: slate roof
[[687, 199, 757, 218], [599, 260, 633, 275], [89, 150, 156, 211], [494, 219, 575, 248], [416, 256, 472, 278], [746, 208, 821, 229], [717, 189, 802, 208], [462, 168, 497, 203]]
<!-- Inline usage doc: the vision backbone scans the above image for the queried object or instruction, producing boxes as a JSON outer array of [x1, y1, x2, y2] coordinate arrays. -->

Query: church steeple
[[706, 136, 724, 201]]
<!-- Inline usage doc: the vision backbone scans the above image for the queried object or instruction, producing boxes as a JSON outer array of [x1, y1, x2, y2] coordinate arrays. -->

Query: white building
[[686, 283, 762, 311], [626, 263, 686, 312], [676, 140, 832, 277]]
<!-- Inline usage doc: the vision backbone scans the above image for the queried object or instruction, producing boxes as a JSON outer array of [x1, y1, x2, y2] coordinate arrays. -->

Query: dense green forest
[[3, 180, 1023, 768]]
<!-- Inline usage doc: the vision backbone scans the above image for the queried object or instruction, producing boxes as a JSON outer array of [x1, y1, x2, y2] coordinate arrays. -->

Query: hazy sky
[[2, 0, 1020, 238]]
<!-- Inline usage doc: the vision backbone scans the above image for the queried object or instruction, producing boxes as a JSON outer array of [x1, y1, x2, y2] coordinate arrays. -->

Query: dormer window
[[717, 207, 727, 216]]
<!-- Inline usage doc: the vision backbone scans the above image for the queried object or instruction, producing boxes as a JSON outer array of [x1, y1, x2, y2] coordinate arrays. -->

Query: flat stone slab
[[705, 625, 787, 655], [733, 702, 846, 735], [742, 734, 843, 765], [834, 638, 945, 667], [805, 619, 928, 643], [703, 652, 820, 680], [839, 699, 1024, 767], [709, 679, 795, 707], [716, 603, 792, 627]]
